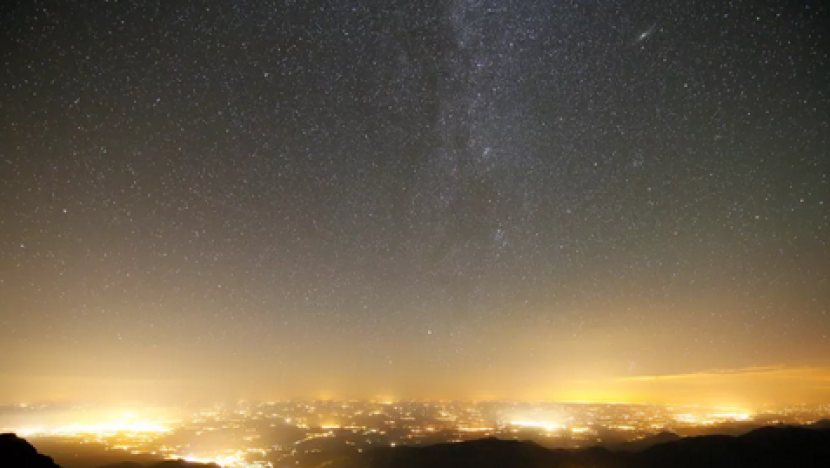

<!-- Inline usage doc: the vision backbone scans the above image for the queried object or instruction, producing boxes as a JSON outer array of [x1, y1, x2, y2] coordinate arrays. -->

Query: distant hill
[[608, 431, 681, 452], [339, 437, 611, 468], [807, 419, 830, 429], [331, 426, 830, 468], [631, 426, 830, 468]]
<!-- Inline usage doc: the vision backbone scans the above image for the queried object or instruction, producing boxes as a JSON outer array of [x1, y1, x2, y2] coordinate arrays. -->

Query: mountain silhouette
[[0, 432, 61, 468], [632, 426, 830, 468], [807, 419, 830, 429], [609, 431, 681, 452]]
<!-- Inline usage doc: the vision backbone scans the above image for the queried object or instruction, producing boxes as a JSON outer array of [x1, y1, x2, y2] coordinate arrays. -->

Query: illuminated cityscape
[[4, 400, 829, 467]]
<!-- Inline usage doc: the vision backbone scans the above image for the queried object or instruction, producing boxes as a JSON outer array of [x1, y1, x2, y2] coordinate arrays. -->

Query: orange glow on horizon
[[546, 366, 830, 407]]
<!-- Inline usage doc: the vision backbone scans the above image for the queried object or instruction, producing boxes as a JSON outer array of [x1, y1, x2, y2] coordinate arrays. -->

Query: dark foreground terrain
[[4, 425, 830, 468], [333, 425, 830, 468], [0, 433, 216, 468]]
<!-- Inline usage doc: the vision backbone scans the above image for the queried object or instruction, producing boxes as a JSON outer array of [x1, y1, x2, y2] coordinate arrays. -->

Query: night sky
[[2, 0, 829, 405]]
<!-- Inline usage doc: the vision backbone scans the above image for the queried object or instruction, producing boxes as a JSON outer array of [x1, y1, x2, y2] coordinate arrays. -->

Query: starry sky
[[2, 0, 829, 405]]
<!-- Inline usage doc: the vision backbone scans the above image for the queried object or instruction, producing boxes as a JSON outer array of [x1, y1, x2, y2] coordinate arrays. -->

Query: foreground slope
[[333, 426, 830, 468], [0, 433, 61, 468], [0, 432, 217, 468]]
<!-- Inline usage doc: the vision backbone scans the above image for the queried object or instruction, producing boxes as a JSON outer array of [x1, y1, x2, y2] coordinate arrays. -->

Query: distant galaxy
[[634, 23, 658, 44]]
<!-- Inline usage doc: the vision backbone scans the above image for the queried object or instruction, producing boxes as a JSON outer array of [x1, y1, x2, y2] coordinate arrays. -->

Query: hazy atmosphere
[[2, 0, 829, 406]]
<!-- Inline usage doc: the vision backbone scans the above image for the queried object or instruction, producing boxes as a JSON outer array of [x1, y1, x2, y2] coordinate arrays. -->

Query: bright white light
[[6, 420, 171, 437], [710, 412, 752, 421], [509, 420, 563, 432]]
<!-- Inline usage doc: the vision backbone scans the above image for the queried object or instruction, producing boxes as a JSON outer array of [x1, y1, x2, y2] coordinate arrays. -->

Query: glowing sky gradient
[[2, 1, 829, 405]]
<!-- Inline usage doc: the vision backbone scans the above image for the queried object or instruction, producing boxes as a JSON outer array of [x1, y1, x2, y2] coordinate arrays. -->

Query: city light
[[4, 400, 827, 468], [509, 420, 564, 432], [8, 420, 171, 437]]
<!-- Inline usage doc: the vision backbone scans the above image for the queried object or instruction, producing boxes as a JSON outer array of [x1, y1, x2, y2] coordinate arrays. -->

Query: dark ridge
[[632, 426, 830, 468], [331, 427, 830, 468], [0, 433, 218, 468], [807, 419, 830, 429], [352, 437, 569, 468], [0, 432, 61, 468], [336, 436, 622, 468], [609, 431, 681, 452]]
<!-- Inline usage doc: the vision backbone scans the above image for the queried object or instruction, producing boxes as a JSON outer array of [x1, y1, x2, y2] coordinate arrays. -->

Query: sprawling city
[[3, 400, 829, 467]]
